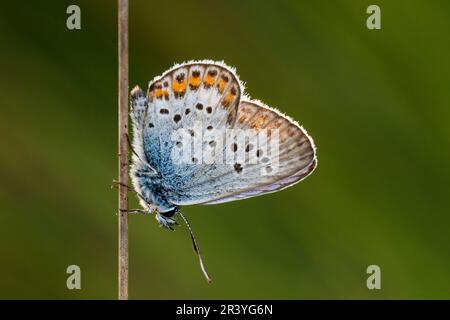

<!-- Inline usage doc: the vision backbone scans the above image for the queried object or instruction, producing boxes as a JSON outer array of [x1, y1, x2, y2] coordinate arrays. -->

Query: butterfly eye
[[160, 207, 178, 218]]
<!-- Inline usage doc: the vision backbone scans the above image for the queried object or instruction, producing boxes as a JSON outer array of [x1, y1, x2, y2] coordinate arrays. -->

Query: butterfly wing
[[130, 61, 243, 202], [171, 99, 316, 205], [202, 158, 316, 204], [131, 60, 316, 207]]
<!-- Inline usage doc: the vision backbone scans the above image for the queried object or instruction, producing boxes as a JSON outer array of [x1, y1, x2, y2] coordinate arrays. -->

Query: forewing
[[131, 61, 243, 196]]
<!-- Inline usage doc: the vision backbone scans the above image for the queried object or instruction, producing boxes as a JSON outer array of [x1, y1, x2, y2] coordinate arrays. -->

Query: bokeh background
[[0, 0, 449, 299]]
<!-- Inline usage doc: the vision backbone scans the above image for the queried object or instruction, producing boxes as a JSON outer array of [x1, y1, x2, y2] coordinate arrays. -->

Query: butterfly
[[126, 60, 317, 282]]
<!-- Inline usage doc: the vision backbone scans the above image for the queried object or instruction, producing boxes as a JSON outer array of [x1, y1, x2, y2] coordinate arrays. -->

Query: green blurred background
[[0, 0, 449, 299]]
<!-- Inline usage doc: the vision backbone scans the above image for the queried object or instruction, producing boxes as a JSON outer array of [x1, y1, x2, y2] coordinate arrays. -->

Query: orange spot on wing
[[172, 80, 186, 93], [238, 115, 247, 123], [189, 76, 201, 89], [249, 114, 269, 130], [155, 89, 163, 98], [217, 78, 227, 93], [221, 91, 236, 108], [204, 75, 215, 87], [266, 118, 284, 130], [238, 106, 255, 124]]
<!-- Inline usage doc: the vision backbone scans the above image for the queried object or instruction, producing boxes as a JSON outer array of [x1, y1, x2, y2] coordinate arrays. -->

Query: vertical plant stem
[[118, 0, 129, 300]]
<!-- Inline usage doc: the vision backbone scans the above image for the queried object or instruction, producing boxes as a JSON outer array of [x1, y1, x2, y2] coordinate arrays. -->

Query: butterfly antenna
[[178, 211, 212, 283], [125, 133, 158, 174]]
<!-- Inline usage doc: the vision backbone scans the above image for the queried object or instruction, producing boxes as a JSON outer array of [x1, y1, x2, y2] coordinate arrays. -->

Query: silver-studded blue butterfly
[[127, 60, 317, 282]]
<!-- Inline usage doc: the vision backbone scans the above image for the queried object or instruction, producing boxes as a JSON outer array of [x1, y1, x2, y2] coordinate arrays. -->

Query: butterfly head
[[155, 206, 179, 230]]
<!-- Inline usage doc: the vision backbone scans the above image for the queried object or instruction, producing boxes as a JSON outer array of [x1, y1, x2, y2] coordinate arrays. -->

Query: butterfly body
[[129, 60, 317, 229]]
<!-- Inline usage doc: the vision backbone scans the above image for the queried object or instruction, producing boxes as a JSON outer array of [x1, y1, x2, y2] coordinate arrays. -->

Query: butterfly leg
[[119, 208, 150, 215], [111, 179, 135, 192], [111, 179, 152, 207], [155, 213, 178, 230]]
